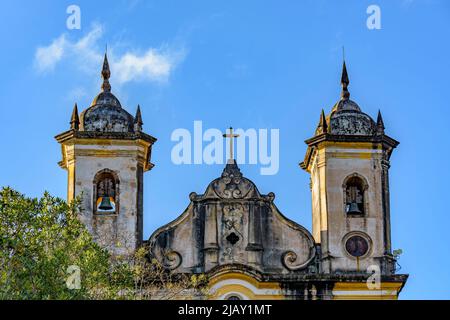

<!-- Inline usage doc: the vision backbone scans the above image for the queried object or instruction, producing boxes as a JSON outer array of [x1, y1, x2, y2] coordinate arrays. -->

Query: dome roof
[[80, 92, 135, 133], [327, 99, 376, 136], [315, 61, 377, 136], [78, 53, 137, 133]]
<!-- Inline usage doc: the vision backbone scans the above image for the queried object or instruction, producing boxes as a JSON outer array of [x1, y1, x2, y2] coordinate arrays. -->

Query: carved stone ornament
[[212, 162, 255, 199], [221, 204, 244, 262], [162, 250, 182, 270], [282, 245, 316, 271], [148, 161, 317, 274], [222, 204, 243, 232]]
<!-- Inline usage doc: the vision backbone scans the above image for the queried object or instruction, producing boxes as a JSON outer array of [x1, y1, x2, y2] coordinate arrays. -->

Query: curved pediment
[[148, 161, 317, 275], [194, 160, 262, 200]]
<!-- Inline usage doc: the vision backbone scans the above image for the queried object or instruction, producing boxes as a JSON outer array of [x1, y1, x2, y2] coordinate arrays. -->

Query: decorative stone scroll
[[162, 250, 182, 270], [212, 162, 256, 200], [282, 245, 316, 271]]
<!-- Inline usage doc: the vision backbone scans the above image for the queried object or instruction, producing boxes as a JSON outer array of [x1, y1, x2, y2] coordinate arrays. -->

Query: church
[[55, 54, 408, 300]]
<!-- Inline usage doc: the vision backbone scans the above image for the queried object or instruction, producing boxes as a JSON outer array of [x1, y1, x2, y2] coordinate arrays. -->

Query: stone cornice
[[55, 129, 156, 172], [55, 129, 157, 145], [300, 133, 399, 171], [206, 263, 408, 284]]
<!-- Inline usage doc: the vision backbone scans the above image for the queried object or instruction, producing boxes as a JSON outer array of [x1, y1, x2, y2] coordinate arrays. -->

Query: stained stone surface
[[148, 160, 318, 275], [80, 92, 135, 133], [327, 99, 377, 136]]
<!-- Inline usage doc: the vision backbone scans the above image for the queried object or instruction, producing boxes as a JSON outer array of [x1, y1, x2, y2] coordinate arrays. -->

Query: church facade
[[55, 55, 408, 299]]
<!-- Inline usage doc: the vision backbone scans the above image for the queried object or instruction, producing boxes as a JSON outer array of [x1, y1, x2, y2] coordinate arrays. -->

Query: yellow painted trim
[[318, 141, 382, 150], [333, 282, 402, 290], [333, 295, 398, 300], [313, 142, 381, 161], [332, 282, 402, 300], [326, 152, 374, 159], [57, 138, 152, 171], [72, 149, 143, 157], [209, 272, 271, 288], [211, 285, 283, 300], [63, 138, 151, 147], [208, 272, 283, 300]]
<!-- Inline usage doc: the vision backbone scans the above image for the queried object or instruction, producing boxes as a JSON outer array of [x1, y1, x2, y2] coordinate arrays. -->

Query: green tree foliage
[[0, 187, 207, 300], [0, 187, 111, 299]]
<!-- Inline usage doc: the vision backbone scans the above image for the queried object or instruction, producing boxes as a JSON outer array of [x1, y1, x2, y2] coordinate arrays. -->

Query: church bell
[[347, 202, 362, 214], [99, 197, 113, 211]]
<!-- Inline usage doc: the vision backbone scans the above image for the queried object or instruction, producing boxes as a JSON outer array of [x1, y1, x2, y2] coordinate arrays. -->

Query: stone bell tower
[[55, 54, 156, 255], [300, 61, 399, 275]]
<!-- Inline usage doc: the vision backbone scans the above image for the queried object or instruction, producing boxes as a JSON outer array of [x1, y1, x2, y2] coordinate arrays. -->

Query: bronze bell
[[347, 202, 361, 214], [98, 197, 113, 211]]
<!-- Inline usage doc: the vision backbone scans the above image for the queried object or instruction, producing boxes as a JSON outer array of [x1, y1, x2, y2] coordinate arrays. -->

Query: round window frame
[[224, 293, 245, 300], [342, 231, 372, 259]]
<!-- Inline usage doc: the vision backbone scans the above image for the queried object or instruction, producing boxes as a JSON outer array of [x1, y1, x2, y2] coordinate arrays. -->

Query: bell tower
[[301, 61, 399, 275], [55, 54, 156, 255]]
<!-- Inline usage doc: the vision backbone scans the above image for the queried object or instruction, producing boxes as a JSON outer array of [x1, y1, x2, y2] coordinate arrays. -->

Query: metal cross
[[223, 127, 240, 161]]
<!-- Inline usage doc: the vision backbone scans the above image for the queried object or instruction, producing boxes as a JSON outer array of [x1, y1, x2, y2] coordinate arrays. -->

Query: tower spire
[[317, 109, 328, 134], [134, 105, 143, 132], [340, 60, 350, 100], [70, 103, 79, 130], [377, 110, 385, 134], [101, 52, 111, 93]]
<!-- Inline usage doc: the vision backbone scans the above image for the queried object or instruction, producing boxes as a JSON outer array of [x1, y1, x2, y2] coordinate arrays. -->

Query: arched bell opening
[[93, 169, 120, 214], [342, 173, 368, 216]]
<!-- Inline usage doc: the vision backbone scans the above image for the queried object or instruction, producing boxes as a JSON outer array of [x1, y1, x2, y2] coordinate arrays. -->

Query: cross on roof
[[222, 127, 240, 163]]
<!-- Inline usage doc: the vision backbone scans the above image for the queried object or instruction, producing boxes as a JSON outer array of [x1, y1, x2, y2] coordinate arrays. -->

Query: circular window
[[226, 295, 241, 300], [345, 235, 369, 257]]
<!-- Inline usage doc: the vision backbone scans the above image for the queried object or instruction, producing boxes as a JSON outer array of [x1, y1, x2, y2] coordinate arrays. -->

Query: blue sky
[[0, 0, 449, 299]]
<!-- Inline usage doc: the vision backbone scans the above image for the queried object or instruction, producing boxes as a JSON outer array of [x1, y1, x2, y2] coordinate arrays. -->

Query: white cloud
[[34, 24, 103, 75], [113, 48, 185, 84], [34, 24, 185, 85], [34, 35, 66, 72]]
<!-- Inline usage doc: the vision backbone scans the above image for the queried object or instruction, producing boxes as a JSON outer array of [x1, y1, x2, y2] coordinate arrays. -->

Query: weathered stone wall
[[68, 142, 146, 256], [149, 162, 317, 275], [310, 143, 387, 274]]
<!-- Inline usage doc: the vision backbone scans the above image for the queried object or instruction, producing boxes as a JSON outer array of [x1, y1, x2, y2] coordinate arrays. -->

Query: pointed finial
[[134, 105, 143, 132], [101, 52, 111, 92], [317, 109, 328, 134], [70, 103, 80, 130], [376, 110, 385, 134], [340, 60, 350, 100]]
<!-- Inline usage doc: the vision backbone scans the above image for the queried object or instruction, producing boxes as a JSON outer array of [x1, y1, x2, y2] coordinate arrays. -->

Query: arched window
[[93, 169, 119, 214], [343, 175, 367, 216]]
